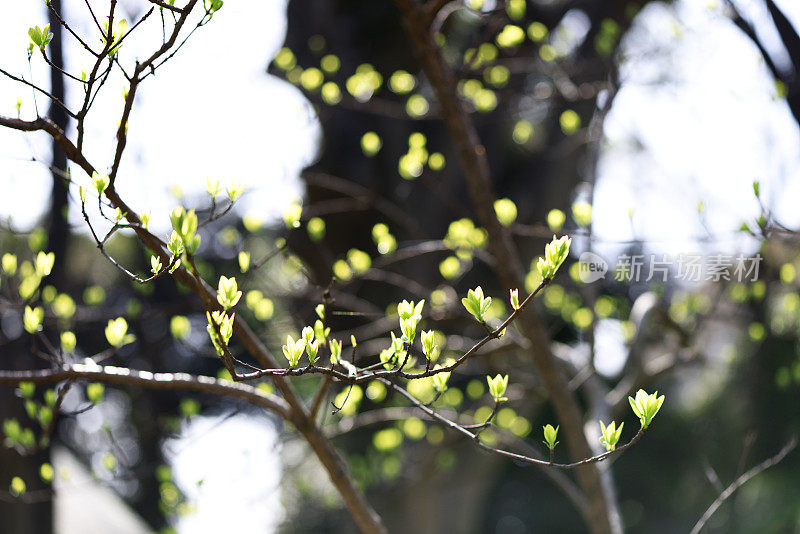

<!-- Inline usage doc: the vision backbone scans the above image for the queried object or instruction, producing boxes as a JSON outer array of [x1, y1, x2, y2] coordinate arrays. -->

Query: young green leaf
[[167, 231, 184, 257], [170, 315, 191, 341], [421, 330, 437, 359], [487, 374, 509, 402], [206, 311, 234, 355], [329, 338, 342, 365], [238, 251, 250, 273], [314, 320, 329, 344], [302, 326, 315, 344], [23, 306, 44, 334], [105, 317, 134, 348], [18, 382, 35, 398], [60, 331, 77, 353], [28, 25, 53, 52], [216, 276, 242, 310], [2, 253, 18, 275], [206, 177, 221, 197], [432, 367, 451, 393], [462, 286, 491, 322], [599, 420, 624, 451], [150, 255, 162, 275], [628, 389, 665, 429], [536, 234, 571, 280], [92, 172, 110, 196], [227, 181, 245, 202], [86, 383, 105, 403], [306, 339, 320, 364], [542, 424, 559, 450], [282, 334, 306, 367], [34, 252, 55, 277], [10, 476, 26, 496]]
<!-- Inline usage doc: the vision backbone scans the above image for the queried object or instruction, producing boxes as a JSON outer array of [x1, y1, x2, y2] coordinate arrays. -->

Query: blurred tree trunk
[[0, 2, 68, 532], [45, 0, 70, 291]]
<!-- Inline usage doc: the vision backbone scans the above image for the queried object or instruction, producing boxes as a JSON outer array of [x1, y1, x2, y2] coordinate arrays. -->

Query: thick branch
[[0, 364, 291, 420]]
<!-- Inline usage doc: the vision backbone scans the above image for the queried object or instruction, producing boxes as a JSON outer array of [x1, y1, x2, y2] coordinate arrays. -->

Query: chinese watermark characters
[[577, 253, 762, 283]]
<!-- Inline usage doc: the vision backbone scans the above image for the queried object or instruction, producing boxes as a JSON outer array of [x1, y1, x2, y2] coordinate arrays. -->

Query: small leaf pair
[[217, 276, 242, 310], [629, 389, 665, 429], [599, 421, 624, 452], [536, 234, 572, 280], [28, 25, 54, 52], [282, 334, 306, 367], [105, 317, 135, 348], [486, 374, 508, 402], [542, 424, 559, 450], [462, 286, 492, 322]]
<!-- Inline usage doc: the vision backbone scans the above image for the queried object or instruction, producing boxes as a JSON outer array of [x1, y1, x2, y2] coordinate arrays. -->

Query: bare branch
[[147, 0, 185, 14], [691, 438, 797, 534], [0, 68, 76, 119], [46, 1, 100, 56], [0, 364, 291, 420]]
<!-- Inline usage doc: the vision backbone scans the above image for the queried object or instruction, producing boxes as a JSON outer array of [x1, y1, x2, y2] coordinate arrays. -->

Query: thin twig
[[384, 377, 648, 470], [0, 67, 76, 118], [690, 438, 797, 534]]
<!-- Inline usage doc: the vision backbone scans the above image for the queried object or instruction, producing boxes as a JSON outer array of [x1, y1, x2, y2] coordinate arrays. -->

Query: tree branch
[[393, 1, 622, 531], [0, 364, 291, 420], [383, 378, 648, 470], [690, 438, 797, 534]]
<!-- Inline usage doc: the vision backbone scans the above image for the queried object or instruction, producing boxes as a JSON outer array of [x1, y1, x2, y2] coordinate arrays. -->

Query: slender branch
[[79, 195, 181, 284], [36, 379, 76, 450], [0, 116, 90, 172], [76, 0, 117, 151], [109, 7, 155, 54], [383, 378, 648, 470], [109, 0, 199, 183], [303, 171, 425, 236], [690, 438, 797, 534], [46, 1, 99, 56], [326, 405, 589, 516], [42, 50, 88, 83], [147, 0, 186, 15], [203, 277, 551, 384], [0, 68, 76, 118], [82, 0, 104, 33], [724, 0, 783, 82]]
